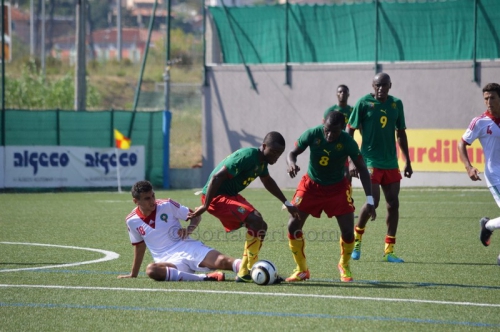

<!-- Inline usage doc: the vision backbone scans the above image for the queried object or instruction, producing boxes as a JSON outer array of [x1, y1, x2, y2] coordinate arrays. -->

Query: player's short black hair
[[325, 110, 346, 127], [131, 180, 153, 199], [337, 84, 349, 92], [263, 131, 286, 148], [483, 83, 500, 97]]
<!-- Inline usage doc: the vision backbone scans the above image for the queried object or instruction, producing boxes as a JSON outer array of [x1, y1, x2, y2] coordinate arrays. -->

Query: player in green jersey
[[347, 72, 413, 263], [285, 111, 376, 282], [189, 131, 300, 282], [323, 84, 353, 130], [324, 84, 354, 182]]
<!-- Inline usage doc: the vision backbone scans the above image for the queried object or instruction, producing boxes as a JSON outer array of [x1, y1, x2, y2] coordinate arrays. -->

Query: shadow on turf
[[281, 281, 402, 289], [402, 261, 499, 266], [343, 258, 498, 267], [279, 279, 500, 290], [14, 268, 500, 290]]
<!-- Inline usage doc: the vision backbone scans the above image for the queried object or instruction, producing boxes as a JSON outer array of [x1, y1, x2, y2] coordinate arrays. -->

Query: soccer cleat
[[337, 263, 353, 282], [273, 275, 285, 284], [205, 271, 225, 281], [351, 240, 362, 260], [235, 274, 253, 283], [285, 269, 310, 282], [383, 252, 404, 263], [480, 217, 492, 247]]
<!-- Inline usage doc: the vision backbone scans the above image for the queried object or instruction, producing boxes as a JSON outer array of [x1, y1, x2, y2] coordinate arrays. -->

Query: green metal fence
[[1, 109, 165, 187]]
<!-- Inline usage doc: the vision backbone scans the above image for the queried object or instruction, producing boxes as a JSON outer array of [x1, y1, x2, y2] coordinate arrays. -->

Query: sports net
[[209, 0, 500, 64]]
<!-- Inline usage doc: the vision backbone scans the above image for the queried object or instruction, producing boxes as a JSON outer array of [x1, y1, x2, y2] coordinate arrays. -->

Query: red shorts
[[201, 194, 255, 232], [292, 174, 354, 218], [369, 168, 402, 186]]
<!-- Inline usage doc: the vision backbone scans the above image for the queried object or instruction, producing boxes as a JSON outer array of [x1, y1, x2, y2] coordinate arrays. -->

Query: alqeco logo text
[[85, 152, 138, 174], [13, 151, 70, 175]]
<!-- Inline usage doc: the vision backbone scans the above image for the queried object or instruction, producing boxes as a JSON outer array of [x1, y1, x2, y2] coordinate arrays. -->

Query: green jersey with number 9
[[348, 94, 406, 169]]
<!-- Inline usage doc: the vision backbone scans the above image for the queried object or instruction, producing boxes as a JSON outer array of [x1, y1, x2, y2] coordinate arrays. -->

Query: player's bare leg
[[200, 250, 235, 270]]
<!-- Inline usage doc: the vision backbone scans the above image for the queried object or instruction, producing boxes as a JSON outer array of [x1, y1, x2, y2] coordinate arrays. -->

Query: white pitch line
[[1, 284, 499, 308], [0, 242, 120, 272]]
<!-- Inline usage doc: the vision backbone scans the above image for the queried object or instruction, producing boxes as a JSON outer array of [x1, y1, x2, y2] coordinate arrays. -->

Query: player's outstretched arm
[[260, 175, 300, 219], [352, 155, 376, 221], [346, 126, 360, 178], [458, 140, 481, 181], [188, 167, 230, 219], [286, 146, 305, 179], [397, 129, 413, 178], [118, 242, 147, 279], [178, 214, 202, 240]]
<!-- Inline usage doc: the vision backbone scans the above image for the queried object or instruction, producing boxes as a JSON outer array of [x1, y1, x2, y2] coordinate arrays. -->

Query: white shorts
[[156, 240, 214, 273], [488, 185, 500, 208]]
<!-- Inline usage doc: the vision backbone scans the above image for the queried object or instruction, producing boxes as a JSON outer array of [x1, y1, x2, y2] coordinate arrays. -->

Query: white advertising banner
[[0, 147, 4, 188], [3, 146, 145, 188]]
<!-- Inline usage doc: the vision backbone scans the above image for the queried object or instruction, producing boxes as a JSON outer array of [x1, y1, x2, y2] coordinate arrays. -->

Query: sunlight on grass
[[1, 188, 499, 330]]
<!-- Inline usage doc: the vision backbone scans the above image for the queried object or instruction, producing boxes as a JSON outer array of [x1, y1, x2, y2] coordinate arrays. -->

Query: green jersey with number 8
[[296, 125, 362, 185]]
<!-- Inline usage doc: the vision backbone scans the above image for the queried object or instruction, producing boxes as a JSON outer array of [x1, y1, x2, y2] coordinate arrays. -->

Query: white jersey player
[[459, 83, 500, 257], [118, 180, 241, 281]]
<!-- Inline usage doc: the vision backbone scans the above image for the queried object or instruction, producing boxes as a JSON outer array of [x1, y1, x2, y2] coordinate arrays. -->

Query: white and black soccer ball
[[250, 260, 278, 285], [497, 253, 500, 266]]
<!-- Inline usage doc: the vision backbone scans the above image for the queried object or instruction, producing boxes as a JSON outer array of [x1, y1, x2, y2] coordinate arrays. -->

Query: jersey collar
[[136, 206, 157, 228], [483, 111, 500, 126]]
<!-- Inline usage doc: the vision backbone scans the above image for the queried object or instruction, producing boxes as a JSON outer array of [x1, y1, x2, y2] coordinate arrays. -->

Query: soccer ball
[[250, 260, 278, 285], [497, 253, 500, 266]]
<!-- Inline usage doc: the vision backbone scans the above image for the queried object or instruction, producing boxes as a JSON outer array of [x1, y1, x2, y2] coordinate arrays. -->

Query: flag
[[114, 129, 131, 149]]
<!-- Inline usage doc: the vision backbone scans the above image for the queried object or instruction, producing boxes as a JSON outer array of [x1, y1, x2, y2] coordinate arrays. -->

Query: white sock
[[165, 267, 205, 281], [232, 259, 242, 273], [486, 217, 500, 231]]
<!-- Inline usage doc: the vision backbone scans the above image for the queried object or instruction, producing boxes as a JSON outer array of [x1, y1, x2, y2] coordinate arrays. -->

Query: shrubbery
[[5, 60, 101, 109]]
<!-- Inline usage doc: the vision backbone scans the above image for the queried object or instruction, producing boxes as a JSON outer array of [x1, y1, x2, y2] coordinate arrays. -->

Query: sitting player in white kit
[[118, 180, 241, 281]]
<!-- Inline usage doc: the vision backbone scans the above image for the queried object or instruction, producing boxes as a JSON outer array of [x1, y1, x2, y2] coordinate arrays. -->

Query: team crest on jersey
[[237, 206, 247, 214], [160, 214, 168, 222], [315, 138, 321, 146], [392, 102, 397, 109], [369, 102, 375, 108], [335, 143, 343, 151], [294, 196, 303, 206]]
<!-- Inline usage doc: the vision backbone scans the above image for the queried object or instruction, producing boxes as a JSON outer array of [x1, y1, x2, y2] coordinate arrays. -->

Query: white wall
[[201, 61, 500, 189]]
